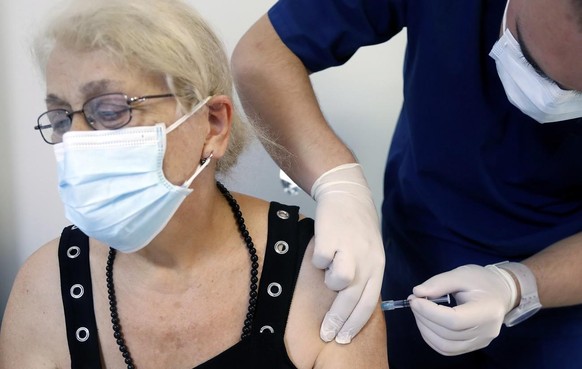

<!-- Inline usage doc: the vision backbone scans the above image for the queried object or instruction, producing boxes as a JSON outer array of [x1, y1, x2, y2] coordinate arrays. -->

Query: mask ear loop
[[167, 96, 212, 134], [501, 0, 509, 31], [182, 152, 214, 188]]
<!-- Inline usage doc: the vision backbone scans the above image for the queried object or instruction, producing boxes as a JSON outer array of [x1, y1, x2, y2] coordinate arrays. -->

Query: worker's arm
[[232, 14, 385, 344]]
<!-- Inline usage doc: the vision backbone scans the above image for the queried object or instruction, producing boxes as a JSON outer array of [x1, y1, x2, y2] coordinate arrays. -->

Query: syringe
[[381, 294, 451, 311]]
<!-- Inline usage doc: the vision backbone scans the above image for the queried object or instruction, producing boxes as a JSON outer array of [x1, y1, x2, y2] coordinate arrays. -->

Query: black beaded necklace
[[105, 181, 259, 369]]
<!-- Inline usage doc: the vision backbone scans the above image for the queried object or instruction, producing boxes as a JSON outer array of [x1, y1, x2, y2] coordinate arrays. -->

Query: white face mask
[[54, 97, 212, 253], [489, 1, 582, 123]]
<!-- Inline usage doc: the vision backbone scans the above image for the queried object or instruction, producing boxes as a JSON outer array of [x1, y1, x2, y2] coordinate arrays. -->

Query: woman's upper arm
[[0, 240, 68, 369], [314, 304, 389, 369], [286, 237, 389, 369]]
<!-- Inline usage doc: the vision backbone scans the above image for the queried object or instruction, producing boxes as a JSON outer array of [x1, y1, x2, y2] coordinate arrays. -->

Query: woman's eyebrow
[[80, 79, 119, 98], [45, 79, 122, 107], [45, 94, 68, 107]]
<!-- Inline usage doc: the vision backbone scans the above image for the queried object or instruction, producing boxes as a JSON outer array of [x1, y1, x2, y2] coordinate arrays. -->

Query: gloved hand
[[310, 163, 385, 344], [409, 264, 518, 355]]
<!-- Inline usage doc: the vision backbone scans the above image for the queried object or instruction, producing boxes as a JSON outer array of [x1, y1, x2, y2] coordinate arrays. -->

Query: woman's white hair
[[34, 0, 249, 172]]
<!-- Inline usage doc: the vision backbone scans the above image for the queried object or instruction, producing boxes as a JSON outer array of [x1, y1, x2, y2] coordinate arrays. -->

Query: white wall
[[0, 0, 405, 318]]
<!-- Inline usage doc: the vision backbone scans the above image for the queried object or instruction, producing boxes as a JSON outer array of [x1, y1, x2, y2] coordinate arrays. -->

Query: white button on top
[[76, 327, 90, 342], [67, 246, 81, 259], [70, 284, 84, 299], [274, 241, 289, 254], [276, 210, 289, 219], [267, 282, 282, 297], [260, 325, 274, 334]]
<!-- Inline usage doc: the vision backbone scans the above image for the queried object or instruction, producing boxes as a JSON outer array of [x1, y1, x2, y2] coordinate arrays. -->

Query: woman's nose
[[69, 111, 93, 132]]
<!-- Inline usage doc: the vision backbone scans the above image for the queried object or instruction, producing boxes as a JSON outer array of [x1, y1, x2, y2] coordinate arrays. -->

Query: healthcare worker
[[231, 0, 582, 368]]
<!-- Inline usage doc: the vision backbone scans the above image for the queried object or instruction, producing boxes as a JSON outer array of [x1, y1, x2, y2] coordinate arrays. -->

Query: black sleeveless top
[[58, 202, 314, 369]]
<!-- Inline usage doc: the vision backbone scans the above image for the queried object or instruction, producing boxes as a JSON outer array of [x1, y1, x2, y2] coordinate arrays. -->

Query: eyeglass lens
[[36, 93, 132, 144]]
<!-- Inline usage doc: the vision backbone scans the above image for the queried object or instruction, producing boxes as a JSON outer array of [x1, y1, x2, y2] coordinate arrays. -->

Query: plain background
[[0, 0, 405, 319]]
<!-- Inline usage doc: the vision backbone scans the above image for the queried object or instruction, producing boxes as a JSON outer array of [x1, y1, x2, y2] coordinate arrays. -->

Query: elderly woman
[[0, 0, 388, 368]]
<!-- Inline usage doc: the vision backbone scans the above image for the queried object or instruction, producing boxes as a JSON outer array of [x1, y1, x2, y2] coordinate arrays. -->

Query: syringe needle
[[381, 294, 451, 311], [381, 299, 410, 311]]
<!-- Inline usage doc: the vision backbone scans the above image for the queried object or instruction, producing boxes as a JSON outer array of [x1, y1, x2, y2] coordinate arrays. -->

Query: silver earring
[[201, 152, 214, 164]]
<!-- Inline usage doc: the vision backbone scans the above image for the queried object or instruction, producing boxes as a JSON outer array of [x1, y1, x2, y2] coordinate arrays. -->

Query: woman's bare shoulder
[[0, 238, 70, 368], [12, 238, 63, 298]]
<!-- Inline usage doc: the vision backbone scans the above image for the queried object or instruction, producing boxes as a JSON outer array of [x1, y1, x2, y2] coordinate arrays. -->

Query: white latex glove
[[310, 163, 385, 344], [409, 264, 518, 356]]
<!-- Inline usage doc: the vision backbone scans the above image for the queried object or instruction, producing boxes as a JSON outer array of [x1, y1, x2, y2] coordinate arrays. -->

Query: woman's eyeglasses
[[34, 93, 174, 144]]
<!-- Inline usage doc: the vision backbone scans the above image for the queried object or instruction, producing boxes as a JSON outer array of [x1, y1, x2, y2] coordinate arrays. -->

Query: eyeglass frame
[[34, 92, 175, 144]]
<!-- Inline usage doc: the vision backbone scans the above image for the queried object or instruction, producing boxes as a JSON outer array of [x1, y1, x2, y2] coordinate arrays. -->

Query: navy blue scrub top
[[269, 0, 582, 274], [269, 2, 582, 367]]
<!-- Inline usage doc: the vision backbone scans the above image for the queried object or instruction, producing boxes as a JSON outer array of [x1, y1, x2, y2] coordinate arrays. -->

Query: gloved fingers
[[311, 227, 338, 269], [320, 283, 362, 342], [411, 303, 479, 341], [311, 217, 338, 269], [410, 264, 511, 356], [409, 297, 472, 331], [414, 318, 480, 356], [415, 313, 499, 355], [311, 199, 339, 270], [411, 298, 485, 356], [412, 265, 480, 298], [409, 297, 481, 332], [334, 275, 382, 344], [322, 251, 356, 291], [410, 296, 503, 343]]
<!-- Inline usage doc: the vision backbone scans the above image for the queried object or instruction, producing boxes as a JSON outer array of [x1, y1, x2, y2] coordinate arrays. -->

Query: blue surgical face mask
[[54, 97, 212, 253], [489, 1, 582, 123]]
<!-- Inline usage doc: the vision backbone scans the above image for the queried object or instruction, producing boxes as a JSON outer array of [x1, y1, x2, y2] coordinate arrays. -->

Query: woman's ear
[[203, 95, 232, 159]]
